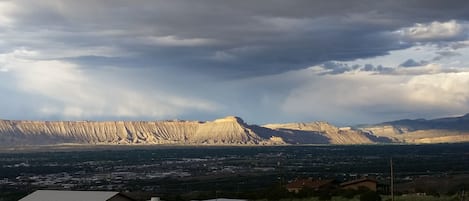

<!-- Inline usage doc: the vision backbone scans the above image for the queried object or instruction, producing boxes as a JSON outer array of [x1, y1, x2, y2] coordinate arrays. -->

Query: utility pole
[[215, 182, 218, 201], [461, 188, 465, 201], [390, 158, 394, 201]]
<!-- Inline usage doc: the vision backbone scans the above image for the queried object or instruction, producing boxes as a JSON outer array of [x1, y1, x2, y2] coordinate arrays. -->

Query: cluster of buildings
[[17, 178, 377, 201], [7, 167, 192, 191]]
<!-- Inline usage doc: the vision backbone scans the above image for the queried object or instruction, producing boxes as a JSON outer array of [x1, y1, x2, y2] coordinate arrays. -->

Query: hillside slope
[[263, 122, 383, 144], [0, 116, 387, 146], [358, 114, 469, 143], [4, 114, 469, 146]]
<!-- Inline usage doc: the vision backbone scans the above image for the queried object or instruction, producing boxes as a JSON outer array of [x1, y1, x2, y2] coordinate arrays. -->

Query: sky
[[1, 0, 469, 125]]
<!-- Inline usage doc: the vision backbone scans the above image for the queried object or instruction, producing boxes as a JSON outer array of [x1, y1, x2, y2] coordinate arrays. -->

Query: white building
[[19, 190, 136, 201]]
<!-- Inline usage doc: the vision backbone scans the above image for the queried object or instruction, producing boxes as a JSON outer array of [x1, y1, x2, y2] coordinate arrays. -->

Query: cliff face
[[263, 122, 375, 144], [0, 120, 200, 145], [4, 114, 469, 146], [0, 116, 385, 146], [192, 116, 266, 145], [358, 114, 469, 144], [0, 116, 284, 146]]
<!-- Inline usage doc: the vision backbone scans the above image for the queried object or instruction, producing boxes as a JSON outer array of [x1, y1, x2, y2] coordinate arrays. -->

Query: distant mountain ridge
[[374, 113, 469, 131], [357, 113, 469, 143], [1, 114, 469, 146], [0, 116, 377, 146]]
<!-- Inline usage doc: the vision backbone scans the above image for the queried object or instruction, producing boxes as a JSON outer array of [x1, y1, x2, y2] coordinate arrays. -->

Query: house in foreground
[[19, 190, 137, 201]]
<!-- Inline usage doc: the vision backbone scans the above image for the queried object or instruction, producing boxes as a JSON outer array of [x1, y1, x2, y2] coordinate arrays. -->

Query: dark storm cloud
[[399, 59, 429, 67], [433, 51, 462, 61], [361, 64, 395, 74], [5, 0, 469, 78], [316, 62, 398, 75], [320, 62, 355, 75]]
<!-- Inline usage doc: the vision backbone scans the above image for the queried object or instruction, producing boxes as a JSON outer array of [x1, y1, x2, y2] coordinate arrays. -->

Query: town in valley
[[2, 144, 468, 201]]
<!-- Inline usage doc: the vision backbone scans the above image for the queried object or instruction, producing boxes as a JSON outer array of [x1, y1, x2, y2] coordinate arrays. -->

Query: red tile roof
[[340, 178, 377, 187]]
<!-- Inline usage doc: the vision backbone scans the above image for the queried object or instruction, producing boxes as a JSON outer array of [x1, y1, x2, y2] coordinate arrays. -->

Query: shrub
[[360, 191, 381, 201]]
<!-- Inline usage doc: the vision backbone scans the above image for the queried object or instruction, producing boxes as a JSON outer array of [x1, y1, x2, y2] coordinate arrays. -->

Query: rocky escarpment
[[263, 122, 380, 144], [0, 116, 388, 146], [0, 116, 285, 146], [192, 116, 267, 144], [5, 114, 469, 146], [0, 120, 200, 145], [358, 114, 469, 143]]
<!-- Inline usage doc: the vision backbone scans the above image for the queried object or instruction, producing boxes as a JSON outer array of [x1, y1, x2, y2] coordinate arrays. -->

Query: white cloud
[[391, 63, 461, 75], [342, 42, 469, 75], [0, 48, 39, 72], [143, 35, 217, 47], [0, 49, 219, 119], [0, 1, 16, 26], [398, 20, 467, 42], [3, 32, 130, 59], [281, 70, 469, 123], [407, 72, 469, 107], [38, 46, 129, 59]]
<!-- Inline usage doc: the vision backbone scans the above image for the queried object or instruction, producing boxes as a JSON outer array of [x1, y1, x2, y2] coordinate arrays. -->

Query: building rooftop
[[19, 190, 133, 201], [340, 178, 377, 187]]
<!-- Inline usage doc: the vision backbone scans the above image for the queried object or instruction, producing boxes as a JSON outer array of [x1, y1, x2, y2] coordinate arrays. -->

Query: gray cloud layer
[[2, 0, 469, 124], [4, 0, 469, 77]]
